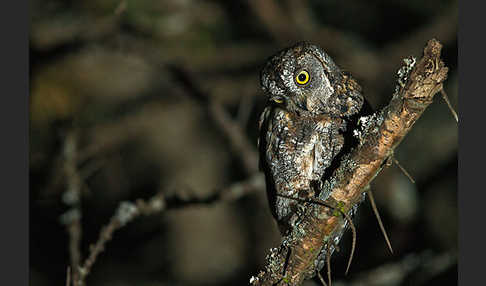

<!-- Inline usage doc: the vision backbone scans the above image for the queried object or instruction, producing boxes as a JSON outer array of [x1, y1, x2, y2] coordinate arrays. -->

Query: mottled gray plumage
[[258, 42, 365, 234]]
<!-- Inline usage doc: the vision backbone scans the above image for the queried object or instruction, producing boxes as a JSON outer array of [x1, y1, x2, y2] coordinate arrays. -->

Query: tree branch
[[75, 173, 265, 285], [168, 65, 259, 175], [59, 130, 83, 286], [250, 39, 448, 286]]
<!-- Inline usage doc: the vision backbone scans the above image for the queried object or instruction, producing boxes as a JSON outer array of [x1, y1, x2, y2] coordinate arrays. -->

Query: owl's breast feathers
[[258, 106, 346, 224]]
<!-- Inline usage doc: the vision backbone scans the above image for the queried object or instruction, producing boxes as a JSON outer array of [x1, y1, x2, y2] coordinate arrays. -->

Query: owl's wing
[[259, 108, 327, 227], [257, 106, 282, 221], [257, 106, 272, 171]]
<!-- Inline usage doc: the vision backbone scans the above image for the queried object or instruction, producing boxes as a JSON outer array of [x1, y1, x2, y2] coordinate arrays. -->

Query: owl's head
[[260, 42, 363, 117]]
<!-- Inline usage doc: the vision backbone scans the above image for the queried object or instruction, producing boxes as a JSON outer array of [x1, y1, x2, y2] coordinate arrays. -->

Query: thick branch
[[250, 39, 448, 285]]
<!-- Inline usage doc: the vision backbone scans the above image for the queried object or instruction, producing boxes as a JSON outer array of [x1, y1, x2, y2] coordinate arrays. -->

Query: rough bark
[[250, 39, 449, 286]]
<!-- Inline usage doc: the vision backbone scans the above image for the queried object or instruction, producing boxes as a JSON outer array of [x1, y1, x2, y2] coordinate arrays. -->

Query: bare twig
[[237, 93, 256, 128], [250, 39, 448, 285], [76, 201, 135, 285], [367, 189, 394, 254], [337, 250, 457, 286], [326, 243, 332, 286], [440, 87, 458, 122], [75, 195, 168, 285], [165, 173, 265, 208], [343, 211, 357, 275], [66, 266, 71, 286], [168, 65, 259, 175], [76, 173, 265, 285], [60, 131, 83, 286], [317, 271, 328, 286], [392, 157, 416, 184]]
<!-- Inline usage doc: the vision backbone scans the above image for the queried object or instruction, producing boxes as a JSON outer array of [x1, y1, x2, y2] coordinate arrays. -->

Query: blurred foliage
[[30, 0, 457, 285]]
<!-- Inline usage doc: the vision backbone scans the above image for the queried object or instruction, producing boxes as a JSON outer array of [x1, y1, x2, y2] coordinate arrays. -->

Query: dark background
[[29, 0, 458, 285]]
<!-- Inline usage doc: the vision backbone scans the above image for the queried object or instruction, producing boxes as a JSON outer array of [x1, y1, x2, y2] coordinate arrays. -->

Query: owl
[[258, 42, 370, 235]]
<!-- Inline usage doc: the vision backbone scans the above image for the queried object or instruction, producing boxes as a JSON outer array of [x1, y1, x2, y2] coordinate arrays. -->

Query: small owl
[[258, 42, 369, 234]]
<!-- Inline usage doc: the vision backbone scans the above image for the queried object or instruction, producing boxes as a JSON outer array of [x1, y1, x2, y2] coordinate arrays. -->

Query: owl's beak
[[270, 96, 284, 104]]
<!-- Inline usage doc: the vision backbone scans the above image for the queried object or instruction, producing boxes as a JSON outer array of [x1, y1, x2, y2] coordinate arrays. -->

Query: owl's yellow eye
[[295, 70, 310, 85], [272, 97, 284, 104]]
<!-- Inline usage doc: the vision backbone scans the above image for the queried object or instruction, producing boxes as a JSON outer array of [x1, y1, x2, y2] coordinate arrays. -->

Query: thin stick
[[237, 94, 255, 128], [393, 158, 415, 184], [440, 87, 458, 123], [66, 266, 71, 286], [326, 243, 332, 286], [342, 211, 357, 275], [76, 174, 264, 285], [317, 271, 328, 286], [168, 65, 259, 175], [62, 131, 83, 286], [367, 190, 394, 254]]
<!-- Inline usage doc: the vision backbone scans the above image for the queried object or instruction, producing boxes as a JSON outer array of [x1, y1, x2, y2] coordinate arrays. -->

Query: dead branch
[[338, 250, 456, 286], [392, 157, 416, 184], [75, 173, 265, 285], [440, 88, 459, 122], [62, 60, 265, 286], [367, 189, 393, 254], [250, 39, 448, 285], [168, 65, 259, 175], [66, 266, 71, 286], [59, 130, 83, 286]]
